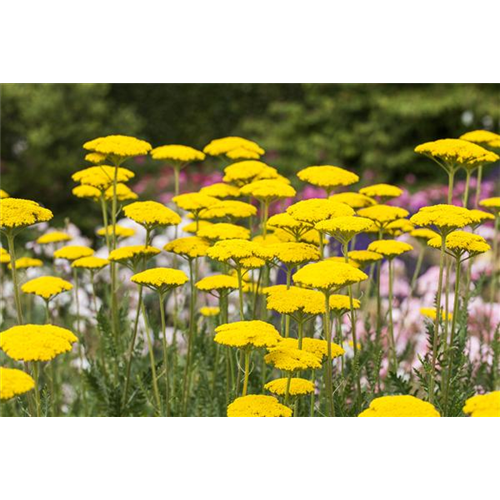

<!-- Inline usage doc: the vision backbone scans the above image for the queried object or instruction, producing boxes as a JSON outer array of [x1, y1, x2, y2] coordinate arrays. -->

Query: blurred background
[[1, 83, 499, 233]]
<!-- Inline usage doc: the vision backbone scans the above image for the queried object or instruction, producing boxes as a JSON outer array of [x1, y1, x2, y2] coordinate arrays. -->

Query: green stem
[[474, 165, 483, 208], [242, 348, 251, 396], [387, 259, 397, 370], [284, 371, 292, 406], [236, 265, 245, 320], [33, 362, 41, 417], [323, 290, 335, 417], [6, 232, 23, 324], [182, 259, 196, 415], [99, 196, 111, 251], [142, 302, 161, 416], [159, 293, 170, 417], [110, 165, 119, 339], [463, 169, 472, 208], [447, 170, 455, 205]]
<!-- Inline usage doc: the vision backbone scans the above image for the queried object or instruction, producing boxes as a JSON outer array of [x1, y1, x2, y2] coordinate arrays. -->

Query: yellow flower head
[[104, 183, 138, 202], [293, 261, 368, 291], [183, 220, 213, 234], [0, 251, 10, 264], [195, 274, 239, 293], [150, 144, 205, 163], [367, 240, 413, 259], [278, 337, 344, 361], [265, 377, 315, 397], [240, 179, 296, 201], [385, 219, 415, 236], [108, 245, 160, 267], [287, 199, 355, 224], [21, 276, 73, 300], [0, 367, 35, 400], [214, 320, 282, 349], [84, 152, 107, 164], [131, 268, 188, 293], [316, 216, 373, 245], [326, 256, 360, 268], [297, 166, 359, 192], [420, 307, 452, 322], [71, 256, 109, 270], [36, 231, 72, 245], [164, 237, 210, 259], [9, 257, 43, 270], [267, 213, 312, 239], [329, 294, 361, 313], [479, 197, 500, 215], [172, 193, 219, 213], [204, 137, 265, 157], [357, 204, 409, 229], [266, 286, 325, 316], [463, 392, 500, 417], [0, 198, 53, 230], [410, 228, 440, 242], [410, 204, 478, 233], [359, 183, 403, 200], [72, 166, 135, 189], [467, 209, 495, 226], [227, 395, 291, 417], [223, 161, 276, 186], [199, 200, 257, 220], [0, 324, 78, 362], [226, 147, 261, 160], [415, 138, 499, 171], [265, 346, 322, 371], [54, 245, 94, 261], [348, 250, 383, 266], [358, 395, 440, 417], [72, 185, 101, 200], [428, 231, 490, 257], [460, 130, 500, 149], [268, 242, 320, 266], [123, 201, 181, 229], [329, 192, 376, 209], [199, 183, 241, 199], [207, 239, 267, 266], [97, 224, 135, 239], [0, 189, 10, 199], [200, 306, 220, 317], [197, 223, 250, 241], [83, 135, 152, 159]]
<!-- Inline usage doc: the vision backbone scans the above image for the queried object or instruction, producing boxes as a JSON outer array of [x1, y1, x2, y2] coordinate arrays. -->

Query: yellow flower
[[357, 204, 409, 229], [297, 166, 359, 193], [72, 184, 101, 200], [84, 152, 107, 164], [329, 192, 375, 208], [410, 228, 440, 242], [467, 209, 495, 226], [0, 189, 10, 199], [326, 256, 360, 268], [278, 337, 344, 361], [9, 257, 43, 270], [223, 161, 277, 186], [214, 321, 282, 349], [36, 231, 72, 245], [199, 200, 257, 220], [479, 197, 500, 215], [367, 240, 413, 259], [197, 223, 250, 241], [200, 306, 220, 317], [21, 276, 73, 300], [195, 274, 239, 293], [0, 198, 53, 230], [172, 193, 219, 213], [240, 179, 296, 201], [227, 395, 291, 417], [293, 261, 368, 291], [287, 199, 354, 224], [359, 183, 403, 200], [265, 377, 315, 396], [199, 183, 241, 199], [358, 395, 440, 417], [54, 245, 94, 261], [316, 216, 373, 245], [204, 137, 265, 157], [267, 242, 320, 267], [348, 250, 383, 266], [150, 144, 205, 163], [183, 220, 213, 234], [226, 147, 261, 160], [207, 239, 268, 266], [410, 204, 478, 232], [123, 201, 181, 229], [0, 367, 35, 400], [108, 245, 160, 267], [266, 286, 325, 316], [104, 183, 138, 201], [329, 294, 361, 313], [71, 256, 110, 270], [0, 324, 78, 362], [385, 219, 415, 236], [267, 213, 312, 240], [415, 138, 499, 172], [0, 251, 10, 264], [71, 166, 135, 189], [265, 346, 322, 371], [164, 237, 210, 259], [463, 392, 500, 417], [420, 307, 452, 322], [427, 231, 490, 257], [83, 135, 152, 159], [460, 130, 500, 149], [131, 268, 188, 293], [96, 225, 135, 239]]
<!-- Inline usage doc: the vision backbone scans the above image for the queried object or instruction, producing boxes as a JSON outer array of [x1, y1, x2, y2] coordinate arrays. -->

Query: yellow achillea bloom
[[297, 165, 359, 192], [97, 225, 135, 239], [410, 228, 440, 242], [240, 179, 296, 201], [0, 367, 35, 400], [265, 377, 315, 396], [164, 237, 210, 259], [479, 197, 500, 214], [267, 213, 312, 240], [195, 274, 239, 293], [265, 346, 322, 371], [410, 204, 478, 232], [266, 286, 325, 316], [9, 257, 43, 270], [359, 183, 403, 200], [150, 144, 205, 163], [124, 201, 181, 229], [367, 240, 413, 259], [72, 185, 101, 200], [0, 249, 10, 264], [227, 395, 291, 417], [316, 216, 373, 245], [293, 260, 368, 291], [131, 268, 188, 293], [200, 306, 220, 317], [204, 137, 265, 157], [199, 200, 257, 220], [108, 245, 160, 268], [226, 147, 261, 160], [54, 245, 94, 261], [36, 231, 72, 245], [21, 276, 73, 300], [172, 193, 219, 213], [71, 256, 109, 270], [72, 166, 135, 189], [104, 183, 138, 201], [358, 395, 440, 417], [84, 152, 107, 164], [463, 392, 500, 417], [197, 223, 250, 241], [467, 209, 495, 226], [0, 198, 53, 230], [329, 192, 375, 209], [428, 231, 490, 257], [214, 321, 281, 349], [199, 183, 241, 199], [385, 219, 415, 236], [0, 324, 78, 362], [0, 189, 10, 199], [348, 250, 383, 266], [207, 239, 271, 265], [357, 204, 409, 230], [287, 199, 354, 224], [329, 294, 361, 313], [278, 337, 344, 361], [83, 135, 152, 158], [268, 242, 320, 266], [183, 220, 212, 234], [460, 130, 500, 149], [222, 161, 277, 186], [326, 256, 360, 268], [420, 308, 452, 322]]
